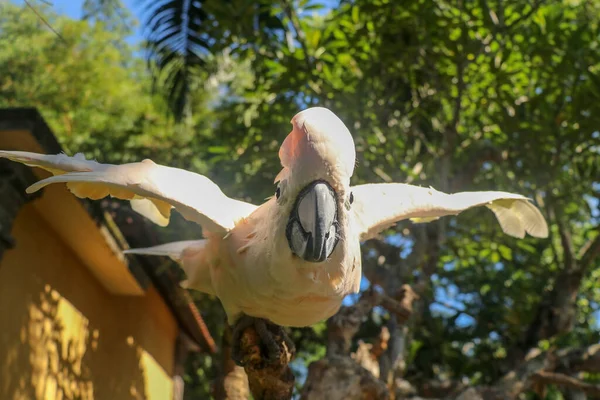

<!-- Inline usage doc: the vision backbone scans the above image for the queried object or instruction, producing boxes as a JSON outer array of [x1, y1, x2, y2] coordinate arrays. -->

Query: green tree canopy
[[1, 0, 599, 398]]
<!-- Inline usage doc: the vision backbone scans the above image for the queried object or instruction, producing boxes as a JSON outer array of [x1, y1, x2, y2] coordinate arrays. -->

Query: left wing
[[352, 183, 548, 241], [124, 240, 215, 294], [0, 151, 257, 234]]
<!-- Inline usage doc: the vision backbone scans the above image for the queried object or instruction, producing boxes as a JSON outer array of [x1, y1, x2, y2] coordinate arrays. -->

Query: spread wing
[[0, 151, 257, 235], [124, 240, 215, 294], [352, 183, 548, 241]]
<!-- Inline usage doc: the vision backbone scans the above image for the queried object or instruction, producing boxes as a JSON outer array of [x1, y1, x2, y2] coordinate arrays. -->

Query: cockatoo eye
[[345, 191, 354, 211], [275, 186, 281, 199]]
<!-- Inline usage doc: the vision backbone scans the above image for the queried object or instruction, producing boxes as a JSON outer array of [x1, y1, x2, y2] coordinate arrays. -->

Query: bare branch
[[557, 344, 600, 374], [380, 285, 418, 322], [327, 286, 417, 356], [281, 0, 315, 91], [301, 355, 389, 399], [213, 325, 250, 399], [454, 344, 600, 400], [556, 211, 577, 270], [24, 0, 66, 43], [578, 229, 600, 271], [532, 371, 600, 397], [238, 325, 295, 399]]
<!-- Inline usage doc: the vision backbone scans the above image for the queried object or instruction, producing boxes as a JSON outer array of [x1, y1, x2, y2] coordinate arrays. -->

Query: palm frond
[[138, 0, 211, 120], [137, 0, 288, 119]]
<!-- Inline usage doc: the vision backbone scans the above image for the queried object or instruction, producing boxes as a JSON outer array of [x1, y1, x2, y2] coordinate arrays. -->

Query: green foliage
[[2, 0, 599, 396], [0, 1, 217, 170]]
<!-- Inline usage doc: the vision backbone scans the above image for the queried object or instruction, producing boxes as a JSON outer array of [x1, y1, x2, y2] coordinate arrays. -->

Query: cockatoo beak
[[286, 180, 339, 263]]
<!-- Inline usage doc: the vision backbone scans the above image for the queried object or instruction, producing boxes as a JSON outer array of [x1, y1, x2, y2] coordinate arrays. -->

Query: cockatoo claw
[[231, 315, 296, 367]]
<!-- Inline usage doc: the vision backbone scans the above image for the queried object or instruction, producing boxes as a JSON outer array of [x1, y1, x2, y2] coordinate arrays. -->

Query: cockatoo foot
[[231, 315, 296, 367]]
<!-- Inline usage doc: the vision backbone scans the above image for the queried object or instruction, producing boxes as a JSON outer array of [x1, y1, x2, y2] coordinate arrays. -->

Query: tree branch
[[532, 371, 600, 397], [281, 0, 315, 83], [238, 325, 295, 400], [24, 0, 66, 43], [301, 355, 389, 400], [517, 215, 596, 357], [380, 285, 419, 322], [327, 286, 416, 356], [557, 344, 600, 374], [213, 325, 250, 399], [578, 229, 600, 271], [454, 344, 600, 400], [555, 209, 577, 270]]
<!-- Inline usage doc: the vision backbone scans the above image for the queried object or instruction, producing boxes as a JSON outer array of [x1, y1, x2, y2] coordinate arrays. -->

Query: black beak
[[286, 180, 339, 263]]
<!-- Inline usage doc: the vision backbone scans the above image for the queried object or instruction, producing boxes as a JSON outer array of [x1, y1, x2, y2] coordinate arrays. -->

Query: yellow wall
[[0, 202, 179, 400], [0, 129, 145, 296]]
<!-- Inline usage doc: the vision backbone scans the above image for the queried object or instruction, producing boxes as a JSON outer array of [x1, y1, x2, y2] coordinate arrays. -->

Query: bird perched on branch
[[0, 107, 548, 364]]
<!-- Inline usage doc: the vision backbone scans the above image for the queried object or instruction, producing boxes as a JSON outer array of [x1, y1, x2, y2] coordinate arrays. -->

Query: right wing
[[352, 183, 548, 241], [0, 151, 258, 235]]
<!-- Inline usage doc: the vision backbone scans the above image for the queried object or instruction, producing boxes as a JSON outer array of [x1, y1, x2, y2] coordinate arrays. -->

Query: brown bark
[[352, 324, 392, 380], [213, 325, 250, 400], [327, 286, 416, 356], [351, 326, 391, 379], [360, 222, 439, 392], [519, 224, 600, 358], [532, 371, 600, 398], [453, 344, 600, 400], [420, 380, 466, 398], [301, 355, 389, 400], [557, 344, 600, 374], [352, 341, 381, 378], [236, 323, 295, 400], [301, 286, 418, 400]]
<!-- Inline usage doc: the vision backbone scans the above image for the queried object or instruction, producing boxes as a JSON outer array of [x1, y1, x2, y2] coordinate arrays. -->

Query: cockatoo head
[[274, 107, 356, 263]]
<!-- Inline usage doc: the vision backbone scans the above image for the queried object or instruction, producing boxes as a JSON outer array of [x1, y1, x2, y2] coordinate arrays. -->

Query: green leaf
[[480, 284, 491, 295], [498, 245, 513, 260]]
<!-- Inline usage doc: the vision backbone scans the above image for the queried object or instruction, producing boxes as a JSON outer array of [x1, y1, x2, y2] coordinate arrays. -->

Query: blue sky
[[16, 0, 145, 42], [28, 0, 139, 20], [18, 0, 340, 44]]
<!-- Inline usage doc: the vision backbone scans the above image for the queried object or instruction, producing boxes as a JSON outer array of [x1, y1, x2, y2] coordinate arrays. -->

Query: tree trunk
[[302, 287, 417, 400], [213, 325, 250, 400]]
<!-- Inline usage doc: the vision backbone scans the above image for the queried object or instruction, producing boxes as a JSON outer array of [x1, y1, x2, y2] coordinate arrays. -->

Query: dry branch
[[237, 324, 295, 400], [352, 326, 391, 380], [301, 286, 419, 399], [518, 224, 599, 360], [557, 344, 600, 374], [454, 344, 600, 400], [327, 286, 416, 355], [301, 355, 390, 400], [213, 325, 250, 400], [532, 371, 600, 397]]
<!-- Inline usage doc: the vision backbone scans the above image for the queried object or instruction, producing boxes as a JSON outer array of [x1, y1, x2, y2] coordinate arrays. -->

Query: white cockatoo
[[0, 107, 548, 362]]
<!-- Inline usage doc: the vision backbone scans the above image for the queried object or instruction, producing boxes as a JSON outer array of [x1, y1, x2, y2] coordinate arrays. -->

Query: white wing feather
[[352, 183, 548, 241], [124, 240, 215, 294], [0, 150, 257, 234]]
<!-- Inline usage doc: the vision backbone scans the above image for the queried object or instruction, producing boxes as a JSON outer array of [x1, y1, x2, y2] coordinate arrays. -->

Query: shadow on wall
[[2, 284, 148, 400], [0, 203, 175, 400]]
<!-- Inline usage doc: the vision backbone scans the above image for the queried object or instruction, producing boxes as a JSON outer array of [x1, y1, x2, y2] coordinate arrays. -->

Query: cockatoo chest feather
[[209, 199, 361, 327]]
